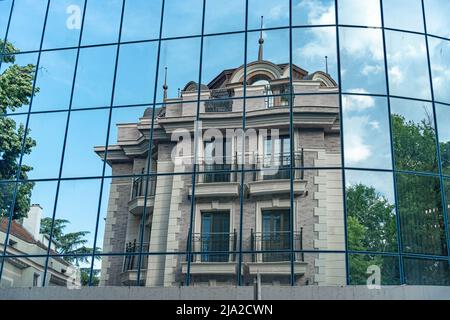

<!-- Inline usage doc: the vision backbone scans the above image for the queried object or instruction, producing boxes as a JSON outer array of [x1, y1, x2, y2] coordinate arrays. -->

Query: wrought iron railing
[[203, 164, 232, 183], [190, 230, 237, 263], [250, 229, 304, 263], [123, 240, 150, 272], [253, 149, 305, 181], [131, 176, 157, 199]]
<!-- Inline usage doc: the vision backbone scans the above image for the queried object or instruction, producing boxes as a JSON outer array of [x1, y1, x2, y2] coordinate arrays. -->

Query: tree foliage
[[40, 218, 101, 267], [0, 40, 37, 219], [348, 112, 449, 285]]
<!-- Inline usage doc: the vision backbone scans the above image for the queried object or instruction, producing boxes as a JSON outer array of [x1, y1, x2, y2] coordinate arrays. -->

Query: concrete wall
[[1, 286, 450, 300]]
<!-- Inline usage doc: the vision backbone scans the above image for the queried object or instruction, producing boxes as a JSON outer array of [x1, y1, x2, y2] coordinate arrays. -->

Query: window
[[261, 210, 291, 262], [263, 135, 291, 180], [200, 212, 231, 263]]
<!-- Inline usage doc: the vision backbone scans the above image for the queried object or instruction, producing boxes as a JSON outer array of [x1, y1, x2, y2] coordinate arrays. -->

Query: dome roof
[[183, 81, 209, 92]]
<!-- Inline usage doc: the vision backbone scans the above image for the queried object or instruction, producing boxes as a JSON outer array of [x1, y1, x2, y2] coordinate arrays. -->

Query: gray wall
[[1, 286, 450, 300]]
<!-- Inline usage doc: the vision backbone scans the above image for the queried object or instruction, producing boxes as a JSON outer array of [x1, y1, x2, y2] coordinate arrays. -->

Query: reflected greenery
[[347, 184, 397, 253], [392, 113, 438, 173], [397, 173, 447, 256], [349, 255, 400, 285], [0, 41, 36, 219], [404, 258, 450, 286], [40, 218, 101, 266]]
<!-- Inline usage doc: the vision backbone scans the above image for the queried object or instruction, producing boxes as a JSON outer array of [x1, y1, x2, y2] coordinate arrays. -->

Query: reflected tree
[[0, 41, 38, 219], [40, 218, 101, 267], [346, 184, 399, 285], [392, 113, 438, 173]]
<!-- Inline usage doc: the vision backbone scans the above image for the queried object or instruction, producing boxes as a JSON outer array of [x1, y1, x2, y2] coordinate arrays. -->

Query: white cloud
[[362, 64, 383, 76], [296, 0, 335, 25], [388, 66, 404, 86], [369, 121, 380, 130], [267, 4, 289, 22], [344, 116, 373, 164], [342, 89, 375, 112]]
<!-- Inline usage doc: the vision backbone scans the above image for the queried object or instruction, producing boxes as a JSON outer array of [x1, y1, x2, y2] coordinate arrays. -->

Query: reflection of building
[[0, 205, 80, 288], [96, 36, 345, 287]]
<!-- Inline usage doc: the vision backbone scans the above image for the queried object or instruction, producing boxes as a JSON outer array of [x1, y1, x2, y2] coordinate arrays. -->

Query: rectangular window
[[261, 210, 291, 262], [263, 135, 291, 180], [200, 212, 231, 263]]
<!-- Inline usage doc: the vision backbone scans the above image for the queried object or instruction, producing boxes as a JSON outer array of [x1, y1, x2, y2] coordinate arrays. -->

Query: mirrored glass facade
[[0, 0, 449, 289]]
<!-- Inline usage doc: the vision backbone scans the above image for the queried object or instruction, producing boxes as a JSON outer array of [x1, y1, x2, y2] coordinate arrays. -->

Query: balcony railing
[[253, 149, 305, 181], [250, 229, 304, 263], [190, 230, 237, 263], [131, 176, 156, 199], [123, 240, 150, 272], [205, 89, 234, 113], [203, 164, 232, 183]]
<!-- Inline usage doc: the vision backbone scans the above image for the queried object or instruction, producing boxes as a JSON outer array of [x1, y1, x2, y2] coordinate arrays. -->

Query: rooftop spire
[[258, 16, 264, 62], [163, 67, 168, 101]]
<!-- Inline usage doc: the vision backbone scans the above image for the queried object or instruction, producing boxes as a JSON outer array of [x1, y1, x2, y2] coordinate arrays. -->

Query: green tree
[[40, 218, 101, 267], [346, 184, 398, 285], [0, 40, 37, 219]]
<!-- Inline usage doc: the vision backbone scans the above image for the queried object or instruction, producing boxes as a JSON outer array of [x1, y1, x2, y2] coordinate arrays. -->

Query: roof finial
[[258, 16, 264, 62], [163, 66, 168, 101], [325, 56, 329, 74]]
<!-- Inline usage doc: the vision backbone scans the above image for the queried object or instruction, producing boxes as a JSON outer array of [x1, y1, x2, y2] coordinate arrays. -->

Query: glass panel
[[32, 49, 77, 112], [382, 0, 424, 32], [105, 106, 152, 177], [292, 0, 335, 27], [42, 0, 85, 49], [204, 0, 245, 34], [424, 0, 450, 39], [7, 0, 48, 52], [0, 52, 39, 115], [404, 258, 450, 286], [21, 111, 67, 180], [390, 98, 438, 173], [293, 27, 338, 84], [385, 31, 432, 101], [81, 0, 122, 46], [72, 45, 117, 109], [61, 109, 110, 178], [436, 104, 450, 175], [157, 38, 201, 103], [428, 37, 450, 104], [248, 0, 289, 30], [114, 42, 158, 106], [162, 0, 203, 38], [343, 95, 392, 170], [247, 29, 289, 65], [396, 173, 447, 256], [338, 0, 381, 27], [346, 170, 398, 253], [339, 27, 386, 95], [349, 254, 400, 285], [121, 0, 162, 42]]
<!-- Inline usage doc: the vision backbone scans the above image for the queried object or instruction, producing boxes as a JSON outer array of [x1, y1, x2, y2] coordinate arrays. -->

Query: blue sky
[[1, 0, 450, 257]]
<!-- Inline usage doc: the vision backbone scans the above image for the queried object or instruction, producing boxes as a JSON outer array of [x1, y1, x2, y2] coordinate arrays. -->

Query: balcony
[[247, 230, 307, 276], [120, 240, 149, 286], [189, 163, 240, 199], [128, 176, 156, 216], [248, 151, 307, 197], [182, 231, 237, 275]]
